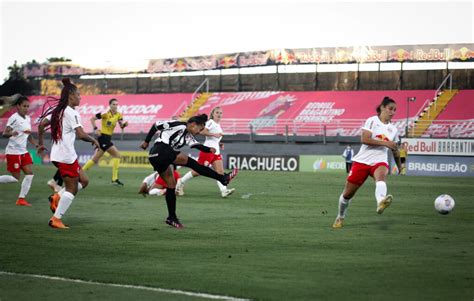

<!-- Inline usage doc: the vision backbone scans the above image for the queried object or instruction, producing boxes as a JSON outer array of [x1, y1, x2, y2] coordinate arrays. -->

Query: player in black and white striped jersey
[[140, 114, 238, 228]]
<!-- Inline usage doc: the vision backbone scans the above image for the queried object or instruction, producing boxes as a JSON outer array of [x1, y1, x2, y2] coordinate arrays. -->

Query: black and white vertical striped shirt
[[150, 120, 200, 151]]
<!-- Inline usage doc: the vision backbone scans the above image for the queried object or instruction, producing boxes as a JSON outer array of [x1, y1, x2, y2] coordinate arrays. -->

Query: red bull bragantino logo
[[375, 134, 390, 142], [407, 141, 437, 153]]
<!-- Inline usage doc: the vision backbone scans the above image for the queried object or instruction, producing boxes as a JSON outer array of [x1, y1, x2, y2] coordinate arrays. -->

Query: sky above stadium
[[0, 0, 473, 83]]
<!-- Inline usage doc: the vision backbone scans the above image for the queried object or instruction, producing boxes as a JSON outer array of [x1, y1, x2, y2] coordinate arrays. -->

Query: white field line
[[0, 271, 250, 301]]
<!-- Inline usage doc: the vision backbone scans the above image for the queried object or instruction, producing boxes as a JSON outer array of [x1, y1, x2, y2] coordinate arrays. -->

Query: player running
[[176, 106, 235, 197], [0, 95, 39, 206], [140, 114, 238, 228], [38, 78, 100, 229], [82, 98, 128, 185], [333, 96, 402, 228]]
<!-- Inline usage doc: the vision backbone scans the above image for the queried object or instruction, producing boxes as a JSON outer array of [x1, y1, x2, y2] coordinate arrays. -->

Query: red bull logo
[[375, 134, 390, 142]]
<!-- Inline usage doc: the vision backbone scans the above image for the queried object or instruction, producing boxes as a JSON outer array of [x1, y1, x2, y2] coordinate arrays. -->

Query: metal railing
[[433, 73, 452, 111], [1, 117, 471, 138], [435, 73, 452, 99], [219, 118, 474, 138], [191, 78, 209, 102]]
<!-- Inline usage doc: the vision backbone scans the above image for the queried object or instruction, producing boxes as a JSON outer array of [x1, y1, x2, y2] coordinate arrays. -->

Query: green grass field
[[0, 165, 473, 300]]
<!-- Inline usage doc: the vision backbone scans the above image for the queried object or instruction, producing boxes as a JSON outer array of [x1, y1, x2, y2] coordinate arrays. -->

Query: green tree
[[46, 57, 72, 63], [1, 61, 33, 96]]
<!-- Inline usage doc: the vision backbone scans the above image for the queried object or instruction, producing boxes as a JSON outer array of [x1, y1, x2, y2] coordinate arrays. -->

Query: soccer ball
[[434, 194, 455, 215]]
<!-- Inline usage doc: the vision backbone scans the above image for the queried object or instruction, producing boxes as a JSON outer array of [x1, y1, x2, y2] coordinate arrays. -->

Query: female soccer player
[[138, 169, 181, 196], [0, 95, 39, 206], [82, 98, 128, 185], [38, 78, 100, 229], [333, 97, 402, 228], [176, 107, 235, 198], [140, 114, 238, 228]]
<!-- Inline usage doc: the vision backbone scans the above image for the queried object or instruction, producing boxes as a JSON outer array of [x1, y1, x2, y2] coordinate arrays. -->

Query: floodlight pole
[[406, 97, 416, 137]]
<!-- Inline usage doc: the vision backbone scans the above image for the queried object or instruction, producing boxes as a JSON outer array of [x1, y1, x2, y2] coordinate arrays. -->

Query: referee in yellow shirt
[[82, 98, 128, 185]]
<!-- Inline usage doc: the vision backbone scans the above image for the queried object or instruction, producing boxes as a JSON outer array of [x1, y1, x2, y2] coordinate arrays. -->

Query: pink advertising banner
[[1, 90, 472, 137], [0, 94, 192, 134], [196, 90, 438, 135]]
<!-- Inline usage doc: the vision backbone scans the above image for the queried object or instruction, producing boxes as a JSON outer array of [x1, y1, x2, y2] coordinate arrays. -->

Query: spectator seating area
[[0, 90, 472, 138]]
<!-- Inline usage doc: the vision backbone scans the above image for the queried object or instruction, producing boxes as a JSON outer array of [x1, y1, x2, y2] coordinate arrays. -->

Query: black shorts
[[148, 142, 179, 173], [400, 157, 406, 164], [98, 134, 114, 151]]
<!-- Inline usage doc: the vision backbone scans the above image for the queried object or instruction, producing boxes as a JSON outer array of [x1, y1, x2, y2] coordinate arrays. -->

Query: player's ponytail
[[38, 78, 78, 143], [376, 96, 396, 115], [187, 114, 208, 126]]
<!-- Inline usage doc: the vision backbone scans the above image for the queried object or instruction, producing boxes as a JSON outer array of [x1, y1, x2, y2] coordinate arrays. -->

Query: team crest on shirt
[[375, 134, 390, 141]]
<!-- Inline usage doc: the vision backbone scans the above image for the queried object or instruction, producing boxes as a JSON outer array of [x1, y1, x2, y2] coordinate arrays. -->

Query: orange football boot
[[48, 216, 69, 229], [48, 193, 60, 213], [16, 198, 32, 206]]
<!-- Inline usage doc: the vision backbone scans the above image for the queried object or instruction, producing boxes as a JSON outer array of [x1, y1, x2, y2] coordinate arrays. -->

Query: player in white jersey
[[1, 95, 40, 206], [333, 97, 402, 228], [176, 107, 236, 197], [37, 78, 99, 229]]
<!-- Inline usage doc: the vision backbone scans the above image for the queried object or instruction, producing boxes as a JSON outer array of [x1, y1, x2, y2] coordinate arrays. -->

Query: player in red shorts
[[38, 78, 99, 229], [0, 95, 40, 206], [138, 169, 181, 196], [333, 97, 402, 228], [176, 107, 235, 198]]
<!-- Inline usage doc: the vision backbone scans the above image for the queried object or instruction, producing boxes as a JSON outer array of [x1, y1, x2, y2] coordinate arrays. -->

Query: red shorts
[[53, 160, 81, 178], [198, 152, 222, 166], [347, 161, 389, 186], [155, 170, 181, 188], [6, 153, 33, 173]]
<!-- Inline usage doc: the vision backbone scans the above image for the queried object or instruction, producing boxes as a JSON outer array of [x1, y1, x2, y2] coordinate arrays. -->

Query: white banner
[[402, 138, 474, 156]]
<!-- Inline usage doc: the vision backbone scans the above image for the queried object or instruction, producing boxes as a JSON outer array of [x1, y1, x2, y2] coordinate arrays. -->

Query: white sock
[[54, 191, 74, 219], [19, 175, 34, 198], [216, 181, 227, 193], [149, 188, 165, 196], [180, 171, 194, 184], [58, 182, 83, 197], [0, 175, 18, 183], [337, 194, 352, 219], [375, 181, 387, 204], [143, 172, 158, 189]]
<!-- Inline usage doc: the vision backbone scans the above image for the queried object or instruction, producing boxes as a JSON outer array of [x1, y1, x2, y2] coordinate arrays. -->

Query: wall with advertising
[[299, 155, 346, 172], [401, 138, 474, 177], [227, 154, 299, 172], [406, 155, 474, 177], [98, 151, 151, 168], [402, 138, 473, 156]]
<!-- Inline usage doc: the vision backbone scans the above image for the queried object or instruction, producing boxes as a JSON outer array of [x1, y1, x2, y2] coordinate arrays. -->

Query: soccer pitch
[[1, 165, 473, 300]]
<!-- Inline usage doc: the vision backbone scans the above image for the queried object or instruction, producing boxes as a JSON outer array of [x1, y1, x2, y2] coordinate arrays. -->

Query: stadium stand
[[423, 90, 474, 137], [1, 90, 471, 138], [196, 90, 438, 136]]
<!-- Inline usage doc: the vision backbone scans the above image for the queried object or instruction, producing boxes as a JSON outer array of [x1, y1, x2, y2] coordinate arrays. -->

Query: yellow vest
[[399, 148, 407, 158], [99, 111, 123, 135]]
